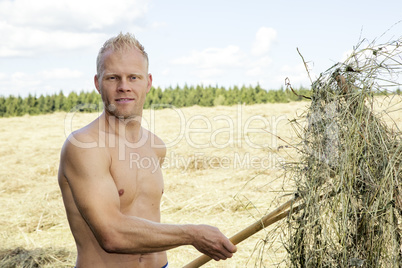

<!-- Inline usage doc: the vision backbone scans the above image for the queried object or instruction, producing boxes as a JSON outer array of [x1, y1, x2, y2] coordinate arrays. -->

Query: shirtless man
[[58, 33, 237, 268]]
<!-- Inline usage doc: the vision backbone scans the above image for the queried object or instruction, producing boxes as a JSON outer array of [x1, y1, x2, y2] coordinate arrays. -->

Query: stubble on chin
[[105, 103, 142, 122], [106, 103, 117, 114]]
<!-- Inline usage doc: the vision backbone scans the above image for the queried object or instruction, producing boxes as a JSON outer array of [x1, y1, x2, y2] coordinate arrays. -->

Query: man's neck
[[102, 112, 144, 144]]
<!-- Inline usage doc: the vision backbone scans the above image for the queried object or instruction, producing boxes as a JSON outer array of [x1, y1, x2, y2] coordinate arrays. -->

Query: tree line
[[0, 84, 312, 117]]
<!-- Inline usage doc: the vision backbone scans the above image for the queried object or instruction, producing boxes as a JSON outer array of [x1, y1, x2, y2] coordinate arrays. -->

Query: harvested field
[[0, 96, 401, 267]]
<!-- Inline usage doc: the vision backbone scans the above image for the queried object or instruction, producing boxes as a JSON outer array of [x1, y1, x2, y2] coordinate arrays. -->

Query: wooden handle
[[183, 196, 301, 268]]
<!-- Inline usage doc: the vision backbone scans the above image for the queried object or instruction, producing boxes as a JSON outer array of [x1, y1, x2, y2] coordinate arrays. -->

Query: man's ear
[[147, 73, 153, 93], [94, 75, 101, 93]]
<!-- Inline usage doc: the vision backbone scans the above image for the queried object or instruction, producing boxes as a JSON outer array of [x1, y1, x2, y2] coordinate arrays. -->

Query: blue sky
[[0, 0, 401, 97]]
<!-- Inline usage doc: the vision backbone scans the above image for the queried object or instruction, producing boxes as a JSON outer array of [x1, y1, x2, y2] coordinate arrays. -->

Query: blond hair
[[96, 32, 149, 76]]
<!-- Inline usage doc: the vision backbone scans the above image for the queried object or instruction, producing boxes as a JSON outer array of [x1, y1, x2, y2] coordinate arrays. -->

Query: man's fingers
[[201, 245, 232, 261], [211, 252, 228, 261], [212, 241, 236, 260], [224, 240, 237, 254], [192, 224, 237, 261]]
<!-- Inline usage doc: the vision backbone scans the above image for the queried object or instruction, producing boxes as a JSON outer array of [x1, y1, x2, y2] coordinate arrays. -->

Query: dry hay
[[0, 103, 306, 267], [0, 247, 73, 268], [284, 38, 402, 267]]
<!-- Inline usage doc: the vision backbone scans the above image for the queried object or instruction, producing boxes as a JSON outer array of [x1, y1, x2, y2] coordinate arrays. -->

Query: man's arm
[[59, 134, 236, 260]]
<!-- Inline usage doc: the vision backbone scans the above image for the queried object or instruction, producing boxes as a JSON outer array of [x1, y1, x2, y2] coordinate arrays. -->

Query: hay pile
[[285, 39, 402, 267], [0, 247, 73, 268]]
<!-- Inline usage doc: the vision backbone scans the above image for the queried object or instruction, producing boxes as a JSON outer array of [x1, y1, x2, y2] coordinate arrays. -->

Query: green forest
[[0, 85, 312, 117], [0, 84, 397, 117]]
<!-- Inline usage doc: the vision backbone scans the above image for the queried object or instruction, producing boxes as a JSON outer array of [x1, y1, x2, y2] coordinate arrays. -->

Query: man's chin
[[105, 109, 141, 121]]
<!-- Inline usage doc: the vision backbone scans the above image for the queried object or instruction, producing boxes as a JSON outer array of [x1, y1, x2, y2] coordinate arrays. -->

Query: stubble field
[[0, 97, 401, 267]]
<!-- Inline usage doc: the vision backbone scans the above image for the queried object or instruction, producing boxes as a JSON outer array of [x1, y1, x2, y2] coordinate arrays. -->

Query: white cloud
[[0, 47, 24, 58], [40, 68, 83, 80], [0, 0, 149, 31], [197, 68, 225, 79], [0, 0, 150, 57], [251, 27, 277, 56], [0, 69, 86, 96], [171, 45, 246, 81], [246, 56, 273, 76], [173, 45, 245, 69], [0, 22, 107, 57], [279, 64, 313, 86], [246, 67, 263, 77], [1, 72, 43, 93], [169, 27, 279, 83], [161, 69, 170, 76]]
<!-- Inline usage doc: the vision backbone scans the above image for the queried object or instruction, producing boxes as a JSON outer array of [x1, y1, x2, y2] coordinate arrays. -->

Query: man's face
[[95, 48, 152, 120]]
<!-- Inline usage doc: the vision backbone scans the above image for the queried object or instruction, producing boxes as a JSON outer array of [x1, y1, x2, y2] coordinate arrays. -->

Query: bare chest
[[109, 145, 164, 216]]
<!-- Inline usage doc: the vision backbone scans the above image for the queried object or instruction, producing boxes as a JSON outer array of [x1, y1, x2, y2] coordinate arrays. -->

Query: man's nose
[[117, 78, 131, 92]]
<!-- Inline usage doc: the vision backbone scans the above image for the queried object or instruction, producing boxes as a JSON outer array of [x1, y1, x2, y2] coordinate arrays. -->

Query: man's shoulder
[[147, 130, 165, 147], [60, 123, 110, 172], [59, 128, 111, 186], [143, 128, 166, 158], [64, 119, 103, 149], [60, 120, 111, 169]]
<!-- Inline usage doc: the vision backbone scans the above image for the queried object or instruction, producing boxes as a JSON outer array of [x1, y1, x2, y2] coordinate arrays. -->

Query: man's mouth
[[115, 98, 134, 103]]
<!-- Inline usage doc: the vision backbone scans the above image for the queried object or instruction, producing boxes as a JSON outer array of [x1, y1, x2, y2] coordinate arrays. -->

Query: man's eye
[[131, 76, 137, 80]]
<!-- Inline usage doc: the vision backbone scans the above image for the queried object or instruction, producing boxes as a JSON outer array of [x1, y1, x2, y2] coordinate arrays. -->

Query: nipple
[[118, 189, 124, 196]]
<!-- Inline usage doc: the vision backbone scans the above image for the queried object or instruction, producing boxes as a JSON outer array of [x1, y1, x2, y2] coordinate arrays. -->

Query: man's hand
[[191, 224, 237, 261]]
